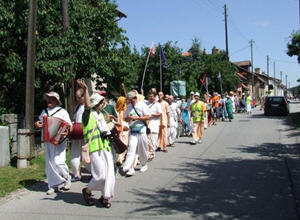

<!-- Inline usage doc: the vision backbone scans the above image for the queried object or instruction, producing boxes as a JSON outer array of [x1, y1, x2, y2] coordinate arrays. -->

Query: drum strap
[[45, 107, 63, 117]]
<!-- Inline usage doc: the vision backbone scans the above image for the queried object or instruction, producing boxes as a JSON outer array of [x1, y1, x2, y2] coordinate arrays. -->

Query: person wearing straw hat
[[190, 92, 206, 144], [35, 91, 72, 195], [81, 93, 115, 208], [122, 91, 150, 176]]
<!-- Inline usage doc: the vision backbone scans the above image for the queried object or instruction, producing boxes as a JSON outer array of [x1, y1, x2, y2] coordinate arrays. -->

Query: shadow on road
[[127, 141, 300, 219]]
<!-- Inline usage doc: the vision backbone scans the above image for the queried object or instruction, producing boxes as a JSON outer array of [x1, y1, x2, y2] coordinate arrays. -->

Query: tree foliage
[[0, 0, 128, 114], [287, 31, 300, 63]]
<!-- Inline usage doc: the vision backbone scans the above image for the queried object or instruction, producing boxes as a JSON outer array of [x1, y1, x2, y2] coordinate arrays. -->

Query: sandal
[[99, 196, 111, 208], [82, 188, 95, 206], [162, 149, 168, 153]]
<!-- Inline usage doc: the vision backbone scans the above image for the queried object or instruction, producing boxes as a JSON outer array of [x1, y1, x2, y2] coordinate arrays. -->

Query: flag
[[150, 42, 155, 56], [217, 72, 222, 79], [159, 44, 168, 68], [200, 74, 207, 85]]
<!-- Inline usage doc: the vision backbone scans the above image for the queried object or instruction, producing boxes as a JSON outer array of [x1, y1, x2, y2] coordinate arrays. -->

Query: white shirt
[[146, 101, 162, 133], [73, 104, 84, 123], [39, 106, 72, 126], [125, 101, 150, 133], [169, 102, 180, 127]]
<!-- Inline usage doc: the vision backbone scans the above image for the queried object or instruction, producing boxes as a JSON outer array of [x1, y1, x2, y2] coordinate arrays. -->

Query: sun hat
[[190, 91, 194, 95], [194, 92, 200, 97], [43, 91, 61, 105], [90, 93, 104, 108], [127, 91, 137, 99]]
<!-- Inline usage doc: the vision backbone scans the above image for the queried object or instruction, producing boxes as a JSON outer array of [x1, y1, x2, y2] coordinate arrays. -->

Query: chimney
[[212, 47, 219, 55], [255, 68, 260, 74]]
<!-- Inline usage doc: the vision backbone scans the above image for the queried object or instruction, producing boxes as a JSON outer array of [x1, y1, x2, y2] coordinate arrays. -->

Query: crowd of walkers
[[34, 80, 253, 208]]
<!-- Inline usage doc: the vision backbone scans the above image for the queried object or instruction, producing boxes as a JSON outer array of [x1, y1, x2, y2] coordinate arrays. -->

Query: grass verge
[[290, 112, 300, 130], [0, 148, 71, 198]]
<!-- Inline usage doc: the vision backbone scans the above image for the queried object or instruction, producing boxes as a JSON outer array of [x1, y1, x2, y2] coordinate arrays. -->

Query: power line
[[230, 45, 250, 55]]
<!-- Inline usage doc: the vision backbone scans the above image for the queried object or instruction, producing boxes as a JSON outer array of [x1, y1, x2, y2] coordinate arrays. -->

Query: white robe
[[39, 106, 72, 189], [87, 110, 115, 199]]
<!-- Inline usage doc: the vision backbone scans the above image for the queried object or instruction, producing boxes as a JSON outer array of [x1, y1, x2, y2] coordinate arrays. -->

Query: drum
[[109, 127, 127, 154], [69, 122, 84, 140], [43, 115, 70, 145]]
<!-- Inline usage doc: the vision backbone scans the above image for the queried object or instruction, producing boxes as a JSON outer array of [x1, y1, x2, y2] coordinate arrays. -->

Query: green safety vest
[[246, 96, 252, 104], [191, 101, 204, 122], [82, 112, 110, 153]]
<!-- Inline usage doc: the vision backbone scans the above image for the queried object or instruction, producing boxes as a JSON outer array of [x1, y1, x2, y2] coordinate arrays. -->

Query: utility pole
[[273, 62, 276, 96], [280, 71, 282, 82], [250, 40, 254, 97], [267, 56, 269, 77], [62, 0, 75, 115], [286, 74, 288, 96], [25, 0, 38, 158], [224, 4, 229, 58]]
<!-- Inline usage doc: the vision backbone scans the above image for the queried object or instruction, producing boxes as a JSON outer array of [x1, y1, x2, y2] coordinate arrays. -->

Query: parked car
[[264, 96, 289, 116]]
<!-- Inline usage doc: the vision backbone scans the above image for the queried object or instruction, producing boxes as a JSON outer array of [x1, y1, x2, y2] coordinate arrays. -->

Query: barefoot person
[[81, 93, 115, 208], [35, 92, 72, 195]]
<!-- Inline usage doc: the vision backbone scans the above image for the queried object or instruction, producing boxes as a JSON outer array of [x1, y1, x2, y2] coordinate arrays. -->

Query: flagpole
[[141, 49, 151, 90], [159, 44, 162, 92], [219, 77, 223, 94]]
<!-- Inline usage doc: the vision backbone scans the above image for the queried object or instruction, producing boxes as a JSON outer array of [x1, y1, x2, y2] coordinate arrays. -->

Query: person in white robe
[[146, 92, 162, 160], [81, 93, 115, 208], [35, 91, 72, 195], [167, 96, 182, 146]]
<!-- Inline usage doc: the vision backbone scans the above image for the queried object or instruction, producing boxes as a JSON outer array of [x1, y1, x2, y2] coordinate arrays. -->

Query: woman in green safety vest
[[81, 92, 115, 208], [190, 92, 206, 144]]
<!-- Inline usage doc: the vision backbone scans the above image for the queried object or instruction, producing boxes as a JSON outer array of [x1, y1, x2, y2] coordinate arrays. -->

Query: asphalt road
[[1, 104, 300, 220]]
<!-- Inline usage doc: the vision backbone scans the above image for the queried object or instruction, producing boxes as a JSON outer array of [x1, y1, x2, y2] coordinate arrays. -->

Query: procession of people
[[34, 80, 253, 208]]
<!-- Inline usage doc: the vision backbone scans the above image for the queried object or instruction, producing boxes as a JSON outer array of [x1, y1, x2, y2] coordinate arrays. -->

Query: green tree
[[0, 0, 129, 114], [287, 31, 300, 63]]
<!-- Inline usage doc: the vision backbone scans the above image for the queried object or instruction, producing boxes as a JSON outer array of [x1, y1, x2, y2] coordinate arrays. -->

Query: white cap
[[190, 91, 194, 95], [194, 92, 200, 97], [90, 93, 104, 108], [127, 91, 137, 99], [43, 91, 61, 105]]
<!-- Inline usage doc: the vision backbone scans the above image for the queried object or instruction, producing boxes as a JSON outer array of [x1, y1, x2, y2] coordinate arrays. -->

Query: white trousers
[[168, 126, 177, 145], [88, 149, 115, 199], [123, 132, 148, 172], [45, 142, 69, 189], [70, 139, 84, 178], [149, 132, 158, 152]]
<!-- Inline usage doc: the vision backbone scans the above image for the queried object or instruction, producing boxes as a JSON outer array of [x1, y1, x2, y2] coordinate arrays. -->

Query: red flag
[[200, 74, 207, 85], [150, 42, 155, 56]]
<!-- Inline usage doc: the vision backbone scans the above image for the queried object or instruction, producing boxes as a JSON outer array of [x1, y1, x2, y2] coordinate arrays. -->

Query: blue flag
[[159, 44, 168, 69]]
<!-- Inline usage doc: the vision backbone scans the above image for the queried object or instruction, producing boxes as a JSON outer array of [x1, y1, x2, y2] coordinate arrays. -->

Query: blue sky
[[116, 0, 300, 88]]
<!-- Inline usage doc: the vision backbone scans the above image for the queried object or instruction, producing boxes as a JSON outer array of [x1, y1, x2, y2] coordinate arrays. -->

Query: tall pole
[[141, 49, 151, 90], [159, 44, 162, 92], [224, 4, 229, 57], [25, 0, 38, 158], [273, 62, 276, 96], [286, 74, 288, 96], [250, 40, 254, 97], [267, 56, 269, 77], [280, 71, 282, 82], [62, 0, 75, 115]]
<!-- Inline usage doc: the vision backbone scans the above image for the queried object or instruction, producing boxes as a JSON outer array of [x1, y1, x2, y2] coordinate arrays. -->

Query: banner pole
[[141, 49, 151, 90]]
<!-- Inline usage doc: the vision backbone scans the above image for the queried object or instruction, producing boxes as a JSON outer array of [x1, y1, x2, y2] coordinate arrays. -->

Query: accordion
[[43, 115, 70, 145]]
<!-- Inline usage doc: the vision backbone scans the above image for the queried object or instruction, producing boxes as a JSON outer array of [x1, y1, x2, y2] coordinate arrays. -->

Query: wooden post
[[25, 0, 38, 158]]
